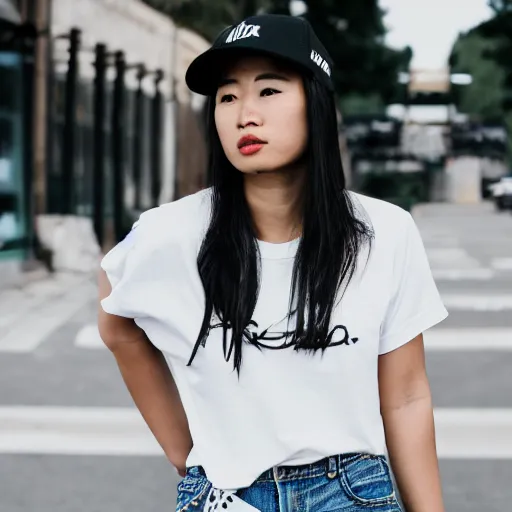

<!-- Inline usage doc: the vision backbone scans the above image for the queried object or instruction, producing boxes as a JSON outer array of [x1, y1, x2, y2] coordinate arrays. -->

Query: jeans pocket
[[339, 454, 397, 506], [176, 468, 211, 512]]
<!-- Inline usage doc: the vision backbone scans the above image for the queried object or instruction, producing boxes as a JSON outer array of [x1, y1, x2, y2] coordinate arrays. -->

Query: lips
[[237, 135, 266, 149], [237, 135, 267, 156]]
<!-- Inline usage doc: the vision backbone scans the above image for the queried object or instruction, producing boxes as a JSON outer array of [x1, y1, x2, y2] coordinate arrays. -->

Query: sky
[[379, 0, 493, 70]]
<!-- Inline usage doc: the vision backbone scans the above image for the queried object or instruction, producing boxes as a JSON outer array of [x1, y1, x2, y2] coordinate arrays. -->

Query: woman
[[98, 14, 448, 512]]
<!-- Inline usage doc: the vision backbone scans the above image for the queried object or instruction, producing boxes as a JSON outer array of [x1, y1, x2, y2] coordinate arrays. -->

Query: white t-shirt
[[100, 188, 448, 490]]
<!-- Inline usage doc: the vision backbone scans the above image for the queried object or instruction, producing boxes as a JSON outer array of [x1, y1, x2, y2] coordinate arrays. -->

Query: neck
[[243, 165, 305, 244]]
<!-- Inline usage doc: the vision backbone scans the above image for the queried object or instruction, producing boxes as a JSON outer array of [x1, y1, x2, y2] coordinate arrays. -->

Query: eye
[[261, 88, 281, 97], [220, 94, 235, 103]]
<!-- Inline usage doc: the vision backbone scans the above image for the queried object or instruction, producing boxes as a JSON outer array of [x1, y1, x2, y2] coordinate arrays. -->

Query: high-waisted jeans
[[176, 452, 403, 512]]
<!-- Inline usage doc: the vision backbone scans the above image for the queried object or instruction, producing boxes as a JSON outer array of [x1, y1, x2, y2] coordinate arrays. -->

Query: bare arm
[[378, 334, 445, 512], [97, 269, 192, 476]]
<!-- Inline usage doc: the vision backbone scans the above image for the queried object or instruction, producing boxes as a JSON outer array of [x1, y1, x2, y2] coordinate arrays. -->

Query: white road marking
[[0, 406, 162, 456], [0, 281, 96, 353], [424, 328, 512, 351], [434, 409, 512, 459], [426, 248, 482, 270], [492, 258, 512, 271], [0, 406, 511, 459], [0, 274, 91, 333], [441, 294, 512, 311], [75, 324, 106, 349], [425, 248, 495, 280], [432, 268, 494, 281]]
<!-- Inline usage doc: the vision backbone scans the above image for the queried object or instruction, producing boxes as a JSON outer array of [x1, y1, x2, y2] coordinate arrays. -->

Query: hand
[[167, 448, 190, 479]]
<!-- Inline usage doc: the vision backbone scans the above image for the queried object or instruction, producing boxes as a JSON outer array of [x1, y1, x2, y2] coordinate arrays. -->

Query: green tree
[[478, 9, 512, 159], [449, 10, 512, 161], [449, 31, 505, 121], [141, 0, 271, 41], [476, 11, 512, 110], [488, 0, 512, 13], [265, 0, 412, 104], [298, 0, 412, 104]]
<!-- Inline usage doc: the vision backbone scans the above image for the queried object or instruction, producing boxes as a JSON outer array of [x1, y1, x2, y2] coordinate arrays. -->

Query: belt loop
[[326, 456, 337, 479]]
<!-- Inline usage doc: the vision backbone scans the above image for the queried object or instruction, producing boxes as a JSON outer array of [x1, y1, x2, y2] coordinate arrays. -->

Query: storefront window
[[0, 51, 26, 257]]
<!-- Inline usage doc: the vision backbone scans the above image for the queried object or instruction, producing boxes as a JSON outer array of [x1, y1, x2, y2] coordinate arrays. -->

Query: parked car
[[488, 176, 512, 211]]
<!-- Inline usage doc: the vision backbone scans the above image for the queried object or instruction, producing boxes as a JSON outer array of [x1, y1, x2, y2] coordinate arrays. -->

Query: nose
[[237, 97, 262, 130]]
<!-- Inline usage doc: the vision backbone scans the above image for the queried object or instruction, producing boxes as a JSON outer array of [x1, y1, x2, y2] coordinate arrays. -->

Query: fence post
[[111, 50, 126, 242], [133, 64, 146, 211], [61, 27, 80, 214], [92, 43, 107, 246], [151, 69, 164, 207]]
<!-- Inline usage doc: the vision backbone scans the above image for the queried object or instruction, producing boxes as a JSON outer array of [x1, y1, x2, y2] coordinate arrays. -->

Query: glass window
[[0, 51, 26, 255], [0, 52, 19, 110]]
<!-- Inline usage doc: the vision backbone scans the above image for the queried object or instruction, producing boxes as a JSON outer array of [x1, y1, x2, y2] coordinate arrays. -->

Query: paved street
[[0, 201, 511, 512]]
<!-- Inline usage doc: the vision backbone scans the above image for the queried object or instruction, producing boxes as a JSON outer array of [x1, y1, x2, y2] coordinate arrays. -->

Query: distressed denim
[[176, 453, 403, 512]]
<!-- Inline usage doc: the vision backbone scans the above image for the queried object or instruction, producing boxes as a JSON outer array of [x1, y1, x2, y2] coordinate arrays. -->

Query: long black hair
[[188, 70, 373, 373]]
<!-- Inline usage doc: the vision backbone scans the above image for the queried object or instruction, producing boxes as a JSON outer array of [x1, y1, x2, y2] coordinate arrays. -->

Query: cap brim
[[185, 46, 313, 96]]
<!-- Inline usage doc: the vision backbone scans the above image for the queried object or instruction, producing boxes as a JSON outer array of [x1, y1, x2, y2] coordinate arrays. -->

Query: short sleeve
[[379, 213, 448, 355], [100, 219, 145, 319]]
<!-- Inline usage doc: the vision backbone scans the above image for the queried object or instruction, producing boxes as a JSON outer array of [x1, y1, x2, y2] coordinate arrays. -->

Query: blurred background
[[0, 0, 511, 511]]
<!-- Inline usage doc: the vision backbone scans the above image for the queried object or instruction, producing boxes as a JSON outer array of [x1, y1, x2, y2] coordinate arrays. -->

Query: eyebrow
[[218, 72, 290, 88]]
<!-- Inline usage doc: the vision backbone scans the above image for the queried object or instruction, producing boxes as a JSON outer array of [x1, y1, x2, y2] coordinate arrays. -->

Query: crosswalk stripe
[[424, 328, 512, 351], [491, 258, 512, 271], [75, 324, 106, 349], [434, 409, 512, 459], [1, 406, 511, 458], [441, 294, 512, 311], [0, 281, 96, 353], [432, 269, 494, 281], [0, 274, 93, 332], [0, 406, 161, 456]]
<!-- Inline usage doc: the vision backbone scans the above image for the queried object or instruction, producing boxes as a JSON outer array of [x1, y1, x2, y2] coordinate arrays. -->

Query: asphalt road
[[1, 201, 511, 512]]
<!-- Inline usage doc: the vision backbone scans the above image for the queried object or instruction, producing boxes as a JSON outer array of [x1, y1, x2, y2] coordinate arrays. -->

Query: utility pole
[[32, 0, 51, 217]]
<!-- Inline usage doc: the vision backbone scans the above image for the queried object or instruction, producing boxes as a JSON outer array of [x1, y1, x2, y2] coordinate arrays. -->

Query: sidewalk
[[411, 199, 502, 218], [0, 269, 97, 353]]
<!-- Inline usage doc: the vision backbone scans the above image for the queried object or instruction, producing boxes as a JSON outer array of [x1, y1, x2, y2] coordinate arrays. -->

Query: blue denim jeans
[[176, 453, 403, 512]]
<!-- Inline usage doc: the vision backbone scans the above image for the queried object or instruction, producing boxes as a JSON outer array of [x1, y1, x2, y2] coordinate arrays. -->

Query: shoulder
[[100, 189, 212, 316], [348, 191, 411, 225], [347, 191, 418, 260], [134, 188, 212, 245], [348, 191, 413, 236]]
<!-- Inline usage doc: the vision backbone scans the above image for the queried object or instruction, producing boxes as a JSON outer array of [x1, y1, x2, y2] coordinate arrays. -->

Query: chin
[[232, 157, 288, 175], [238, 167, 274, 175]]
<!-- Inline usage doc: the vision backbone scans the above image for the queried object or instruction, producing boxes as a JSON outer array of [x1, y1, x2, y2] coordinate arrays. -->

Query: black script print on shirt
[[188, 310, 359, 366], [208, 318, 359, 351]]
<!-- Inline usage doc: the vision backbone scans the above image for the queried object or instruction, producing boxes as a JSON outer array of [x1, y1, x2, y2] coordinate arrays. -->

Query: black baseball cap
[[185, 14, 334, 96]]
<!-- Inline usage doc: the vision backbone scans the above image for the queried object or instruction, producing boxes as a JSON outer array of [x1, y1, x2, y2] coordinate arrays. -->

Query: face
[[214, 55, 308, 175]]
